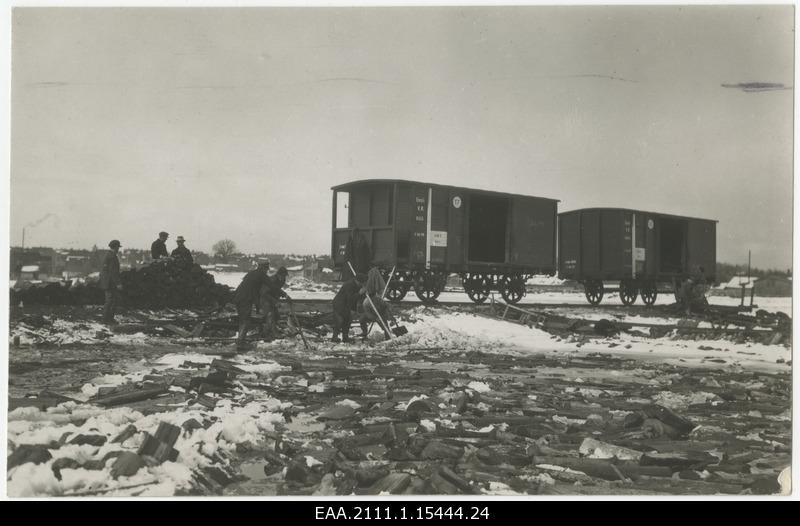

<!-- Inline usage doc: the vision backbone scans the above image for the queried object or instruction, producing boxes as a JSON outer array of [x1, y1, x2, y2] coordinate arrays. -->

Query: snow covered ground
[[387, 309, 791, 374], [208, 271, 245, 288], [7, 284, 791, 497], [7, 352, 293, 497]]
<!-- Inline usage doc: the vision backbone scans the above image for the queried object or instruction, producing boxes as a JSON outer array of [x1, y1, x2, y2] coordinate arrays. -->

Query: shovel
[[360, 264, 409, 338]]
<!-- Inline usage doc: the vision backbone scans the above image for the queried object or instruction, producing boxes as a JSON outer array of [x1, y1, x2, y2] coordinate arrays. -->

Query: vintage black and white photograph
[[2, 2, 795, 498]]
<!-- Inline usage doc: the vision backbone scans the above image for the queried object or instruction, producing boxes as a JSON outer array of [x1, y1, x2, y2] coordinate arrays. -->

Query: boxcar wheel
[[466, 288, 490, 304], [640, 281, 657, 306], [499, 275, 525, 304], [583, 281, 604, 305], [464, 274, 492, 304], [413, 271, 443, 303], [386, 282, 408, 302], [619, 279, 638, 306], [584, 280, 604, 306]]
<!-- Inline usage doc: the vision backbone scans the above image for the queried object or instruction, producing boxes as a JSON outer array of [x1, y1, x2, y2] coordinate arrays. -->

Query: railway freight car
[[558, 208, 716, 305], [331, 179, 558, 303]]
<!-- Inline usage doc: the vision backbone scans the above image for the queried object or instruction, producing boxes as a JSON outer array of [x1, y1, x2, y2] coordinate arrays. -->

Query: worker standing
[[344, 228, 372, 278], [259, 267, 292, 341], [99, 240, 122, 325], [151, 231, 169, 260], [678, 278, 693, 315], [232, 261, 270, 350], [331, 273, 367, 343], [171, 236, 193, 267]]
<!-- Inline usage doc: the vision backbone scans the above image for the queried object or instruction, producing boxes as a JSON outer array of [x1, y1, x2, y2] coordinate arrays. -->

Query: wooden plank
[[164, 324, 193, 338], [92, 386, 168, 407]]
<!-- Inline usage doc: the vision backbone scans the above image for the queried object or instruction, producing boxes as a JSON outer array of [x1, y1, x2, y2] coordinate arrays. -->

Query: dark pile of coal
[[120, 261, 231, 308], [10, 281, 104, 307], [11, 261, 231, 308]]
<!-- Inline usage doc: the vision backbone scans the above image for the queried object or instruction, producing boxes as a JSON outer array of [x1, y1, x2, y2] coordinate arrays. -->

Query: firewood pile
[[10, 261, 232, 309]]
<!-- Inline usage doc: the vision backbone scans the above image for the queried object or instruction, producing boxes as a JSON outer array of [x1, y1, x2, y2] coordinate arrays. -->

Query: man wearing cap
[[100, 240, 122, 324], [151, 231, 169, 260], [232, 261, 271, 349], [171, 236, 193, 267], [331, 272, 367, 343], [259, 267, 292, 341]]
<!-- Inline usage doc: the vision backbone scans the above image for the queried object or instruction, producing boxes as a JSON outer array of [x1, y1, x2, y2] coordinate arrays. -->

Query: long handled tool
[[348, 261, 393, 339], [366, 266, 408, 337], [367, 265, 395, 335], [288, 298, 310, 350]]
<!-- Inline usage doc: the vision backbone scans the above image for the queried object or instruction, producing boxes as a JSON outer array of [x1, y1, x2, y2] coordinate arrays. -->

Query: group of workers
[[231, 228, 389, 349], [97, 232, 196, 324], [97, 227, 711, 346], [231, 260, 395, 350], [151, 231, 194, 267]]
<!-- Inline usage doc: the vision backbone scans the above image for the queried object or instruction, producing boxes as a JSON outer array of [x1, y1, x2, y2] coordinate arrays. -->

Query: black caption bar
[[314, 503, 491, 520]]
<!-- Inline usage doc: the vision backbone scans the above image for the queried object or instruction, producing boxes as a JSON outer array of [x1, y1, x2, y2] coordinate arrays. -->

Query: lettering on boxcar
[[430, 231, 448, 247]]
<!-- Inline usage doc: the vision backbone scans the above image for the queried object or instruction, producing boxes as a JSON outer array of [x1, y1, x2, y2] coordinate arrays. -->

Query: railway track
[[287, 297, 744, 312]]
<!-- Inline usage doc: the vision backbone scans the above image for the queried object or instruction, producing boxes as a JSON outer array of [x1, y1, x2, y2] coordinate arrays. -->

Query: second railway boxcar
[[332, 179, 558, 303], [558, 208, 716, 305]]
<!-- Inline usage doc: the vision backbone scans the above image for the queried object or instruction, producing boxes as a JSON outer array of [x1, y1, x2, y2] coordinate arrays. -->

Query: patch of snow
[[336, 399, 361, 409], [419, 420, 437, 432], [467, 381, 491, 393]]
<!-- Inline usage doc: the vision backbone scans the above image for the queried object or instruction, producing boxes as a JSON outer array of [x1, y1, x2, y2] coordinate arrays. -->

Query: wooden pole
[[381, 266, 396, 299], [368, 266, 397, 335]]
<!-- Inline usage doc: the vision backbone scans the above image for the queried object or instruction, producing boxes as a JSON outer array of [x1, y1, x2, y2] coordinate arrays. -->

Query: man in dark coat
[[331, 273, 367, 343], [678, 276, 709, 316], [344, 227, 372, 278], [259, 267, 292, 340], [233, 261, 270, 349], [151, 231, 169, 260], [171, 236, 193, 267], [99, 240, 122, 324]]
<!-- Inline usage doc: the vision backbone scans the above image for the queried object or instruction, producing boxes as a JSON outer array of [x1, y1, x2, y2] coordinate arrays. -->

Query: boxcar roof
[[559, 207, 717, 223], [331, 179, 559, 202]]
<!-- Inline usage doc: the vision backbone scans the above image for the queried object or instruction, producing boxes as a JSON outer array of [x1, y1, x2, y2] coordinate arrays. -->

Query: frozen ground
[[6, 289, 792, 497]]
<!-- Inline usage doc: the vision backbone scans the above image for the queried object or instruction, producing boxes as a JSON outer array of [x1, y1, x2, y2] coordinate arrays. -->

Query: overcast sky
[[10, 5, 794, 268]]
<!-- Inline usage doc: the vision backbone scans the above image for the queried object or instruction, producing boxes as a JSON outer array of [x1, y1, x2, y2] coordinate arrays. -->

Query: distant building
[[63, 255, 92, 278], [20, 265, 42, 280], [754, 275, 792, 297], [722, 276, 758, 290], [719, 276, 758, 298], [10, 248, 54, 278], [213, 263, 240, 272], [287, 264, 305, 279]]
